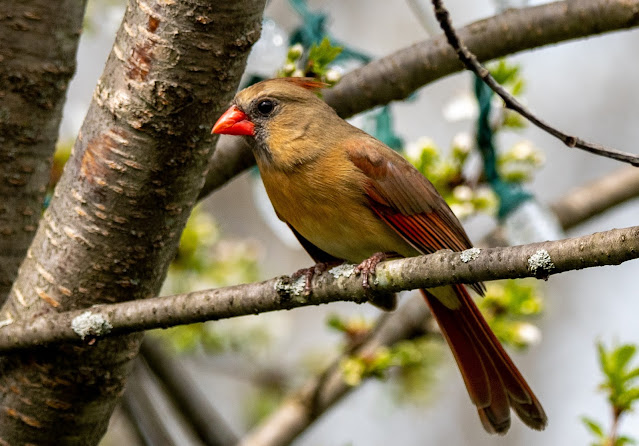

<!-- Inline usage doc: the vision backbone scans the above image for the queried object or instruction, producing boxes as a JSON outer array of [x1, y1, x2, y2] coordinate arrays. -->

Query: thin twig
[[431, 0, 639, 167], [0, 225, 636, 352]]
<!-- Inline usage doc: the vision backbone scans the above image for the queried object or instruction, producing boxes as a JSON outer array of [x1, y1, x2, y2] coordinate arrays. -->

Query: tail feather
[[464, 317, 511, 434], [420, 286, 547, 433]]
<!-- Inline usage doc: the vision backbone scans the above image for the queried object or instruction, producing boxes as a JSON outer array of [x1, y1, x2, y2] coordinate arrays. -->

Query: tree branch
[[551, 166, 639, 229], [326, 0, 639, 119], [483, 166, 639, 247], [0, 0, 266, 444], [122, 361, 178, 446], [139, 338, 238, 446], [0, 225, 635, 352], [431, 0, 639, 166], [238, 297, 432, 446], [199, 0, 639, 199], [0, 0, 87, 302]]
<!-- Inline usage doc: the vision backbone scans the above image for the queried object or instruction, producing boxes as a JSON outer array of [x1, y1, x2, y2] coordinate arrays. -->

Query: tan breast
[[258, 152, 417, 263]]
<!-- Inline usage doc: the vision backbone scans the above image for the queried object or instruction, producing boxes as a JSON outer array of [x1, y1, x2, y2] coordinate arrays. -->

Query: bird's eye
[[257, 99, 274, 116]]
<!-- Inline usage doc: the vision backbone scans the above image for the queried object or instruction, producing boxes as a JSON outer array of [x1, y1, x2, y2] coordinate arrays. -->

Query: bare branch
[[551, 166, 639, 229], [201, 0, 639, 199], [431, 0, 639, 166], [140, 338, 238, 446], [0, 225, 636, 353], [326, 0, 639, 117], [238, 297, 432, 446], [122, 362, 178, 446]]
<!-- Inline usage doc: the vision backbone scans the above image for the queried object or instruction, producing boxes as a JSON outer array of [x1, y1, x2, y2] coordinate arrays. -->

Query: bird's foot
[[354, 252, 391, 289], [292, 261, 340, 295]]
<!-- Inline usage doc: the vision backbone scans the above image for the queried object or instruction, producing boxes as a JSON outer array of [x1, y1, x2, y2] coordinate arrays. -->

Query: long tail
[[420, 285, 547, 434]]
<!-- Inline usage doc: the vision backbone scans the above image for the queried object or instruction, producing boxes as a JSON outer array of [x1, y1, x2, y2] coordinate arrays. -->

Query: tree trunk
[[0, 0, 87, 302], [0, 0, 266, 444]]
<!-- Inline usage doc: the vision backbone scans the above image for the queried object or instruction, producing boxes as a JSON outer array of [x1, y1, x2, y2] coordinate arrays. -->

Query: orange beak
[[211, 105, 255, 136]]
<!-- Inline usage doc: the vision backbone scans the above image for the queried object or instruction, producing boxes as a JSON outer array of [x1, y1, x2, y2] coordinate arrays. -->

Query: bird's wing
[[346, 138, 485, 295]]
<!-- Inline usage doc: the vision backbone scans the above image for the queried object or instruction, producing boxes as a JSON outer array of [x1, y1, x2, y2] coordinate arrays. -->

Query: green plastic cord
[[474, 75, 532, 220]]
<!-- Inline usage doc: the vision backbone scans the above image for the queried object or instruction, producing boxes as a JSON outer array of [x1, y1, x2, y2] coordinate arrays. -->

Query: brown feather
[[345, 139, 485, 295], [422, 287, 546, 433]]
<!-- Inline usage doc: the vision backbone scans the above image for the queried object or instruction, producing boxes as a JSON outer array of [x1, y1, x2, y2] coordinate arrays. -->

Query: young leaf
[[581, 416, 605, 438]]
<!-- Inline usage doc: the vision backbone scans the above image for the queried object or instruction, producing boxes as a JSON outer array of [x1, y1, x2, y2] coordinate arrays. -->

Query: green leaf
[[598, 342, 614, 378], [581, 416, 605, 438], [616, 386, 639, 409], [614, 345, 637, 374], [307, 37, 343, 76], [327, 314, 348, 332], [624, 367, 639, 382], [489, 59, 520, 85], [616, 435, 637, 446]]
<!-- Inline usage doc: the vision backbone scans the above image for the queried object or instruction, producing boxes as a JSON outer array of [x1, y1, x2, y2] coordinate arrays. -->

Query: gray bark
[[0, 225, 636, 352], [0, 0, 87, 302]]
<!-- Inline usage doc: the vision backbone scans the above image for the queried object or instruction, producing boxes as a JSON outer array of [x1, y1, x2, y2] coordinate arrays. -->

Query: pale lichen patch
[[71, 311, 113, 340], [329, 263, 355, 279], [460, 248, 481, 263], [528, 249, 555, 278], [290, 276, 307, 297]]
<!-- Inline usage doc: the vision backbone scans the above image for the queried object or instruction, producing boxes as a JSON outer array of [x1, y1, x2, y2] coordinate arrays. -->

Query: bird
[[212, 77, 547, 434]]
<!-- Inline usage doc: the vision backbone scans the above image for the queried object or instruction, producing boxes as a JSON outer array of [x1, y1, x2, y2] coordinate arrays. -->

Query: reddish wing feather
[[346, 139, 473, 252], [346, 139, 485, 295]]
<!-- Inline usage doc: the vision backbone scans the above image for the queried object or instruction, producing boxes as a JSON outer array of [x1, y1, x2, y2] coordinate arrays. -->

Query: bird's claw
[[354, 252, 390, 289], [291, 262, 336, 295]]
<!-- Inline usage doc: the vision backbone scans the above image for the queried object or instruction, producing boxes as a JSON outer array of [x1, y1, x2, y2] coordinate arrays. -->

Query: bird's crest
[[279, 77, 328, 92]]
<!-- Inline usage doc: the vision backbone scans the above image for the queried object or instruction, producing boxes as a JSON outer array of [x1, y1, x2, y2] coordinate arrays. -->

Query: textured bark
[[551, 166, 639, 229], [199, 0, 639, 197], [0, 0, 266, 444], [0, 0, 87, 302], [0, 225, 636, 352]]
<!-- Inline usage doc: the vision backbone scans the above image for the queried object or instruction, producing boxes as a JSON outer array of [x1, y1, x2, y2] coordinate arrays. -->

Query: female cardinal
[[212, 77, 546, 434]]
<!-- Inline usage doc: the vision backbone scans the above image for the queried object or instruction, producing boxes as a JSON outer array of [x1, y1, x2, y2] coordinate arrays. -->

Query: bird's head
[[212, 78, 338, 168]]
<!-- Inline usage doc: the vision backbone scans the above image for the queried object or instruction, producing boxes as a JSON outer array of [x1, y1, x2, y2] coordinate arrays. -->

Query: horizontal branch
[[551, 166, 639, 229], [325, 0, 639, 117], [0, 225, 636, 353]]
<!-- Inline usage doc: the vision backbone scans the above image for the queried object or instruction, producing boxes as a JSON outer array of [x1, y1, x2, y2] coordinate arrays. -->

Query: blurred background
[[57, 0, 639, 444]]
